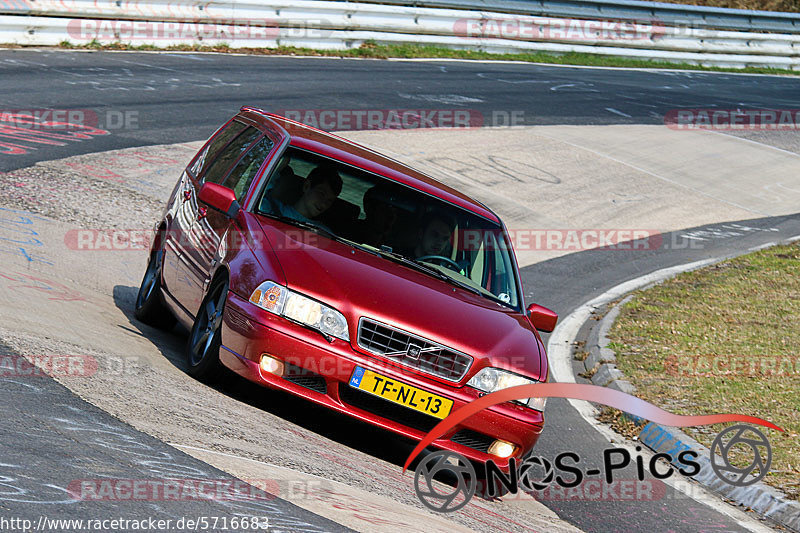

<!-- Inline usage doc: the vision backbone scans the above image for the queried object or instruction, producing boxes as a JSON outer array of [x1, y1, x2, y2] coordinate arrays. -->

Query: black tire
[[186, 275, 228, 382], [134, 241, 176, 330]]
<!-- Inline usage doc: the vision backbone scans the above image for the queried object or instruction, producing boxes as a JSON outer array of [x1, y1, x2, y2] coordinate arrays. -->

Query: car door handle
[[197, 207, 207, 220]]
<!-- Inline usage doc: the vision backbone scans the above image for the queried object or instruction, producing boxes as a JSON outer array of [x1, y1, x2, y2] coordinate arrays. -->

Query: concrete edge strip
[[585, 294, 800, 531], [1, 47, 798, 77], [547, 235, 800, 532]]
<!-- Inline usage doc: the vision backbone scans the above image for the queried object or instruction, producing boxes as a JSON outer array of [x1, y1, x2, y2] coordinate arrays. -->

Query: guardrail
[[0, 0, 798, 69], [2, 0, 799, 34], [365, 0, 800, 33]]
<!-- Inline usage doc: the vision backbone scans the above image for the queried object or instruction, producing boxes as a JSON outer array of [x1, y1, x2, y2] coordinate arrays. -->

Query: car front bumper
[[220, 291, 544, 469]]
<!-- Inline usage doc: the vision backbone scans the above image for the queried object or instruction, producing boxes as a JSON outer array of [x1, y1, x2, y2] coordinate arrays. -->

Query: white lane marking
[[0, 378, 44, 391], [605, 107, 632, 118], [397, 93, 483, 105], [162, 54, 212, 61], [476, 73, 557, 84], [546, 249, 800, 533]]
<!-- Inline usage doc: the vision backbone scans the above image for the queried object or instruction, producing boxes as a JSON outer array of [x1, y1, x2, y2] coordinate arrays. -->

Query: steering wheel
[[417, 255, 461, 272]]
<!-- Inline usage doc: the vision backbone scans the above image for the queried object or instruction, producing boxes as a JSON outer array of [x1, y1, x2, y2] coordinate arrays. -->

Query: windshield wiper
[[375, 250, 448, 279], [263, 212, 493, 300], [375, 250, 485, 297], [384, 252, 510, 304]]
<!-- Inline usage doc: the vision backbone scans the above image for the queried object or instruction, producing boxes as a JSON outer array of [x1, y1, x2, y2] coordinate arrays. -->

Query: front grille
[[357, 318, 472, 382], [451, 429, 494, 453], [338, 384, 439, 432], [284, 364, 327, 394]]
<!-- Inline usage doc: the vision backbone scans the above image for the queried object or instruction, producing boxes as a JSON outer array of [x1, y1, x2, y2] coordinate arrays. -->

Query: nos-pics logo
[[413, 424, 772, 512], [402, 383, 781, 513]]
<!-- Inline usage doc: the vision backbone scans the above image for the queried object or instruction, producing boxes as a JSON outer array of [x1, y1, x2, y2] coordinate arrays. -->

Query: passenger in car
[[266, 165, 343, 228], [294, 166, 343, 219], [351, 184, 399, 247], [267, 155, 301, 204]]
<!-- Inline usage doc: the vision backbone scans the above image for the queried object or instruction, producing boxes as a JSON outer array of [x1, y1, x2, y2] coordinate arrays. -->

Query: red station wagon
[[134, 106, 558, 473]]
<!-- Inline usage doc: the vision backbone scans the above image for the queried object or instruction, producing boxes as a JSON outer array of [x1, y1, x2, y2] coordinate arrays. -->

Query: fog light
[[259, 354, 284, 376], [487, 440, 517, 458]]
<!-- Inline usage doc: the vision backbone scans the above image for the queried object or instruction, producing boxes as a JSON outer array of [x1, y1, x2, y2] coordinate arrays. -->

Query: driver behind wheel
[[415, 212, 456, 259]]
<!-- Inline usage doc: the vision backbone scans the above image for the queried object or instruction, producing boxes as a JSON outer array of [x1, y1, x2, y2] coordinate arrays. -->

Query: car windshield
[[256, 147, 520, 309]]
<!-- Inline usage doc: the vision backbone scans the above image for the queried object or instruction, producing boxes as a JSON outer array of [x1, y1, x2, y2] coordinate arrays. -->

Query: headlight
[[249, 281, 288, 314], [249, 281, 349, 341], [467, 367, 546, 412]]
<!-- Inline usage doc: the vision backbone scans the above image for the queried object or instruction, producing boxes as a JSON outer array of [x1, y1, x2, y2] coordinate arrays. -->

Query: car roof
[[239, 106, 500, 224]]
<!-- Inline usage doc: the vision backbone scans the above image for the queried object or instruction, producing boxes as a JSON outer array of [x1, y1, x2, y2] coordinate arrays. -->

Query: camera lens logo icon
[[414, 451, 477, 512], [518, 456, 555, 491], [710, 425, 772, 487]]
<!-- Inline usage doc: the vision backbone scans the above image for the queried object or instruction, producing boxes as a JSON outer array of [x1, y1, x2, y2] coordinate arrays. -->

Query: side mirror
[[198, 182, 240, 218], [527, 303, 558, 333]]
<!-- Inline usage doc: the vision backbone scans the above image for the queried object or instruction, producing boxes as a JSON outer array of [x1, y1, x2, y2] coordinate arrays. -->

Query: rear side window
[[189, 120, 247, 177], [201, 126, 262, 185], [221, 136, 275, 202]]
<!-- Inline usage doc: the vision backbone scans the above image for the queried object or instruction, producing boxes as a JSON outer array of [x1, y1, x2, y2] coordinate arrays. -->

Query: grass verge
[[607, 241, 800, 499], [1, 40, 785, 77]]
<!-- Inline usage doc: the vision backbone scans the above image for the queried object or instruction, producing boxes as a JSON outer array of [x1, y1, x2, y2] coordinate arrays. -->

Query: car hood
[[256, 216, 546, 382]]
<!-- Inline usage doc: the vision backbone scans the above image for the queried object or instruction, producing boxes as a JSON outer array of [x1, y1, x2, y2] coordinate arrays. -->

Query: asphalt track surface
[[0, 339, 349, 533], [2, 49, 800, 532], [3, 49, 800, 172]]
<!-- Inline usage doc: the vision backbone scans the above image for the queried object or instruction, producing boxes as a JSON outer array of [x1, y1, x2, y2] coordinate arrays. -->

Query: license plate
[[349, 366, 453, 419]]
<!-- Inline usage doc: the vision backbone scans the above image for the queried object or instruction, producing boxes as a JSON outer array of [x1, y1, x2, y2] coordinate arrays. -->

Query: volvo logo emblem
[[407, 345, 422, 359]]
